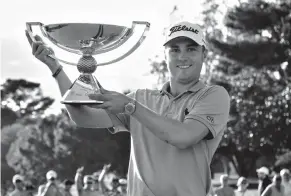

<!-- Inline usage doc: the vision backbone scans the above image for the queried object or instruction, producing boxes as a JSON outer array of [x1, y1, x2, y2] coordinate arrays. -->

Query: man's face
[[221, 178, 228, 186], [257, 172, 266, 180], [164, 37, 204, 84], [282, 173, 290, 181], [85, 181, 93, 189], [15, 180, 24, 190]]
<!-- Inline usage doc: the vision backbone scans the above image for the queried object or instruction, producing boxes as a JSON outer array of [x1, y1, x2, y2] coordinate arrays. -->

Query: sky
[[1, 0, 207, 111]]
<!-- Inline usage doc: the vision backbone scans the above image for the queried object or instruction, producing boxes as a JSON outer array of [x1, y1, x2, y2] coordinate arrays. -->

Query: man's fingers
[[88, 93, 111, 101], [34, 35, 43, 42], [32, 41, 43, 55], [25, 30, 33, 46], [34, 45, 46, 57], [92, 102, 111, 110]]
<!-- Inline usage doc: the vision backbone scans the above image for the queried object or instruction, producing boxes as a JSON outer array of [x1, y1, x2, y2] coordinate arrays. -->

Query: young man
[[257, 167, 272, 196], [26, 21, 230, 196], [261, 175, 285, 196], [8, 175, 27, 196], [214, 174, 235, 196], [37, 170, 63, 196], [74, 167, 104, 196], [280, 169, 291, 196]]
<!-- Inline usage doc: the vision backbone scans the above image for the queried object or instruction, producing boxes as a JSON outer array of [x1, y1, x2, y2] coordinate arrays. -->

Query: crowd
[[6, 164, 127, 196], [211, 167, 291, 196], [6, 166, 291, 196]]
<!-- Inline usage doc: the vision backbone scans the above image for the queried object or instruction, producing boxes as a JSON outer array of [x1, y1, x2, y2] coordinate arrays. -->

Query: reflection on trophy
[[26, 22, 150, 104]]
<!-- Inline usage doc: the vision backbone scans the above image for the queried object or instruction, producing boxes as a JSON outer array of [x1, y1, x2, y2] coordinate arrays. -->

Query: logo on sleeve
[[206, 116, 214, 123]]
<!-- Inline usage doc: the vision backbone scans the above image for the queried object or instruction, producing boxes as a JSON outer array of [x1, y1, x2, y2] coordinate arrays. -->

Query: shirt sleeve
[[108, 91, 136, 134], [185, 85, 230, 139]]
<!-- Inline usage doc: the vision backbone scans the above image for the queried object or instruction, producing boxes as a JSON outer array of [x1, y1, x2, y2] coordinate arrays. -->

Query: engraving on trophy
[[26, 22, 150, 104]]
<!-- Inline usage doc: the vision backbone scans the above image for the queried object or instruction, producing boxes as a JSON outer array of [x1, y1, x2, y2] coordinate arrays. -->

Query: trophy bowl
[[26, 21, 150, 105]]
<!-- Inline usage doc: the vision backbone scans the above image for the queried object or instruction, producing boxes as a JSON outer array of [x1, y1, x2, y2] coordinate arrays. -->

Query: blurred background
[[1, 0, 291, 195]]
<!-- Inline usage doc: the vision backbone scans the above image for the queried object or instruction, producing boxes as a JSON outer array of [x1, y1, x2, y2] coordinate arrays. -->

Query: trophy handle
[[26, 22, 78, 66], [97, 21, 150, 66]]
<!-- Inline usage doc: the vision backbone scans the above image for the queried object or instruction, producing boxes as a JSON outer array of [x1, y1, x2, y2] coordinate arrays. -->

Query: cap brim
[[163, 36, 208, 50]]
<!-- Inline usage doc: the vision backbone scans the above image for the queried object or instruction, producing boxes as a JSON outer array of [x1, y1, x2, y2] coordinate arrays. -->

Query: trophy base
[[61, 74, 104, 105], [61, 100, 104, 105]]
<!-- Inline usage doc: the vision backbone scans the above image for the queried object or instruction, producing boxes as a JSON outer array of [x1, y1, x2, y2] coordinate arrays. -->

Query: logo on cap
[[169, 25, 199, 36]]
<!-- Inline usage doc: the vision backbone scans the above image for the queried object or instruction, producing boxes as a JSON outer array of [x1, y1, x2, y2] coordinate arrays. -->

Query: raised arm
[[74, 167, 84, 194], [25, 31, 127, 130], [98, 164, 111, 193]]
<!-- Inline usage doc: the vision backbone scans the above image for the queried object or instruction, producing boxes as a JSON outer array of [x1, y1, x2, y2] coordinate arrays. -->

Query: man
[[8, 175, 27, 196], [235, 177, 253, 196], [280, 169, 291, 196], [257, 167, 272, 196], [261, 175, 285, 196], [60, 180, 74, 196], [37, 170, 63, 196], [74, 167, 103, 196], [214, 174, 235, 196], [26, 20, 230, 196]]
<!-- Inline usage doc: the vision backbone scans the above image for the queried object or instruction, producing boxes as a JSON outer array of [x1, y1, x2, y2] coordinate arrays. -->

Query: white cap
[[83, 175, 93, 183], [280, 169, 290, 176], [164, 21, 208, 49], [256, 167, 269, 175], [12, 174, 24, 184], [46, 170, 57, 179], [237, 177, 248, 186], [118, 178, 127, 185]]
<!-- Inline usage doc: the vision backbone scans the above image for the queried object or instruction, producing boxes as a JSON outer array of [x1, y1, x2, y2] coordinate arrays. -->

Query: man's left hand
[[88, 87, 131, 114]]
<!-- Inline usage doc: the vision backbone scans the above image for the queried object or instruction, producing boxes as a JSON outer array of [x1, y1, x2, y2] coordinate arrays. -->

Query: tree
[[1, 79, 54, 126], [209, 0, 291, 177], [1, 79, 55, 189]]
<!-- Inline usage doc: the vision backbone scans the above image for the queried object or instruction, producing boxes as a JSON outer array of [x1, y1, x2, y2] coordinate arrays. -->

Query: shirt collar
[[159, 80, 205, 95]]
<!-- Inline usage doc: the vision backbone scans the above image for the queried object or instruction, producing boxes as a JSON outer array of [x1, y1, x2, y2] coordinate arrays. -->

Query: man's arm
[[74, 167, 84, 194], [98, 164, 111, 193], [25, 32, 119, 130], [132, 86, 230, 149], [261, 186, 272, 196]]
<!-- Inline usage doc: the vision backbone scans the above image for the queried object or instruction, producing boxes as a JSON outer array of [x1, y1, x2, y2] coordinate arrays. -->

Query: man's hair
[[64, 179, 74, 186]]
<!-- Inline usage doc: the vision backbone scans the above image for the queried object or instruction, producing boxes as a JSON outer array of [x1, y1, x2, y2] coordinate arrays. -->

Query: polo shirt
[[109, 81, 230, 196]]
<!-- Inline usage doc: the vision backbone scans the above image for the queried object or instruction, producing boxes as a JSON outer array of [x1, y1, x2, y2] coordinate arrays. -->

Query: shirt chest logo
[[207, 116, 214, 123]]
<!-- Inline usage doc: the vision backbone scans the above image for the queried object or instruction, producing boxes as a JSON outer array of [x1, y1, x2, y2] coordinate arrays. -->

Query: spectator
[[60, 180, 74, 196], [280, 169, 291, 196], [8, 175, 27, 196], [91, 172, 101, 192], [37, 170, 62, 196], [117, 179, 127, 195], [235, 177, 254, 196], [105, 178, 123, 196], [261, 175, 284, 196], [214, 174, 235, 196], [257, 167, 272, 196], [25, 185, 36, 196], [74, 167, 103, 196]]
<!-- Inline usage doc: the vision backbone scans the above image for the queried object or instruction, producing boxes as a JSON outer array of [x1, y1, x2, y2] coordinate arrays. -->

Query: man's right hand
[[25, 30, 59, 70], [76, 166, 84, 174], [103, 164, 111, 171]]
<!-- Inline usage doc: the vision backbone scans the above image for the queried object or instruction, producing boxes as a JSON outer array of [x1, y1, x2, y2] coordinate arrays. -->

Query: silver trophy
[[26, 22, 150, 104]]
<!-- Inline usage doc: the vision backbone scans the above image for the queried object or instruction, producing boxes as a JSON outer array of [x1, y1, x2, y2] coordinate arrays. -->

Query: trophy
[[26, 22, 150, 104]]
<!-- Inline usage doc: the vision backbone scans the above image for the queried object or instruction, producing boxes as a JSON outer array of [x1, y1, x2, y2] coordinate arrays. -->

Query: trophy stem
[[61, 73, 103, 105]]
